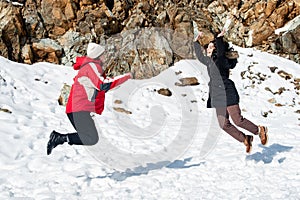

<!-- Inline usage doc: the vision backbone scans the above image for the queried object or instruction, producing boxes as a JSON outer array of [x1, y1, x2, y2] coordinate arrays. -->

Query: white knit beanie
[[87, 43, 105, 59]]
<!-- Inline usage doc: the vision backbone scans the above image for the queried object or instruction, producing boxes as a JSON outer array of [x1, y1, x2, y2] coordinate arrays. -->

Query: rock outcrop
[[0, 0, 299, 78]]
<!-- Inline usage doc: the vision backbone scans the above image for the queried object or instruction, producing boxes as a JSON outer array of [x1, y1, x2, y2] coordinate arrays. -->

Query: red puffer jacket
[[66, 56, 131, 114]]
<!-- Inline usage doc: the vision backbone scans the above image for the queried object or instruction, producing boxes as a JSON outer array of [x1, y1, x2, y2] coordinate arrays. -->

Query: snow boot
[[47, 131, 68, 155], [244, 135, 253, 153], [258, 126, 268, 145]]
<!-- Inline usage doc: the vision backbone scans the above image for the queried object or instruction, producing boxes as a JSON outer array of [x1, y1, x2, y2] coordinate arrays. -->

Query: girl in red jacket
[[47, 43, 132, 155]]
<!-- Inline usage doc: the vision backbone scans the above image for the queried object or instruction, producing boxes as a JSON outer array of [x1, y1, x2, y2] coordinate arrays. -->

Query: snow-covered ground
[[0, 45, 299, 199]]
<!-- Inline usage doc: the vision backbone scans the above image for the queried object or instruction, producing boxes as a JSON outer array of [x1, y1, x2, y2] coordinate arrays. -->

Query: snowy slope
[[0, 46, 299, 199]]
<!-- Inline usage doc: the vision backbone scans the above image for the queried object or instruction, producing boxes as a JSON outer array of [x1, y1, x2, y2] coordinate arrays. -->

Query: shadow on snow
[[94, 157, 204, 182], [246, 143, 293, 164], [79, 143, 293, 183]]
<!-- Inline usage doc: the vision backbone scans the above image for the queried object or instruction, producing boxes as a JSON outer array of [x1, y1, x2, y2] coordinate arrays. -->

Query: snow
[[0, 45, 300, 199], [275, 14, 300, 35], [5, 0, 24, 6]]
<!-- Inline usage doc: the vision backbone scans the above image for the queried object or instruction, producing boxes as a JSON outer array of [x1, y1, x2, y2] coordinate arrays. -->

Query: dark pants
[[216, 104, 259, 143], [67, 111, 99, 145]]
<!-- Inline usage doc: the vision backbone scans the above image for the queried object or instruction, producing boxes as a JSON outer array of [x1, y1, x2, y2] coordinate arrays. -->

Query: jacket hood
[[73, 56, 103, 71]]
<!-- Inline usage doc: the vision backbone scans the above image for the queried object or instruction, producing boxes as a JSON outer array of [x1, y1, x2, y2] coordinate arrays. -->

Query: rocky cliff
[[0, 0, 299, 78]]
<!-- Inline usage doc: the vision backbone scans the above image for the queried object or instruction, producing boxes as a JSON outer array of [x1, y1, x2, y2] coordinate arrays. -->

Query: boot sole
[[246, 136, 254, 154], [47, 131, 57, 155], [261, 127, 269, 146]]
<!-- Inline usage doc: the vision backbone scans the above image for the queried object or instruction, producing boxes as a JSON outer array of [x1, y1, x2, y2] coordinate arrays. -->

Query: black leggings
[[67, 111, 99, 145]]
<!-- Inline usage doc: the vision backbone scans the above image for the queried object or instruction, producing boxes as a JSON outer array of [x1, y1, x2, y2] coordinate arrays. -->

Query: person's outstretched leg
[[227, 104, 269, 145], [216, 107, 245, 142], [67, 111, 99, 145], [226, 104, 258, 134], [47, 111, 99, 155], [216, 107, 253, 153]]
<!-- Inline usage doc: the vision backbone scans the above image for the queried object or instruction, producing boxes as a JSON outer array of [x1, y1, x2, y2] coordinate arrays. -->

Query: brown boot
[[258, 126, 268, 145], [244, 135, 253, 153]]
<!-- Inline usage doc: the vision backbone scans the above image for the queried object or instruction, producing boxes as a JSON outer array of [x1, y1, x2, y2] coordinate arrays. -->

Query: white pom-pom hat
[[87, 43, 105, 59]]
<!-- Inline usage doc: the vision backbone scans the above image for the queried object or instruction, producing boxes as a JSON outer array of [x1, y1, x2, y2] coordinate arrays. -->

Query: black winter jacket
[[194, 36, 239, 108]]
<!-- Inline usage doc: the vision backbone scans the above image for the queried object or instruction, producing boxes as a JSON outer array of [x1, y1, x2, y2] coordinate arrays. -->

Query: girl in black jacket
[[194, 30, 269, 153]]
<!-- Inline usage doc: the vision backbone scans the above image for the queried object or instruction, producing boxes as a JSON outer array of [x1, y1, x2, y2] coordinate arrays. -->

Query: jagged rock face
[[198, 0, 299, 46], [0, 0, 299, 76], [0, 1, 26, 62], [103, 25, 194, 79], [104, 27, 175, 79]]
